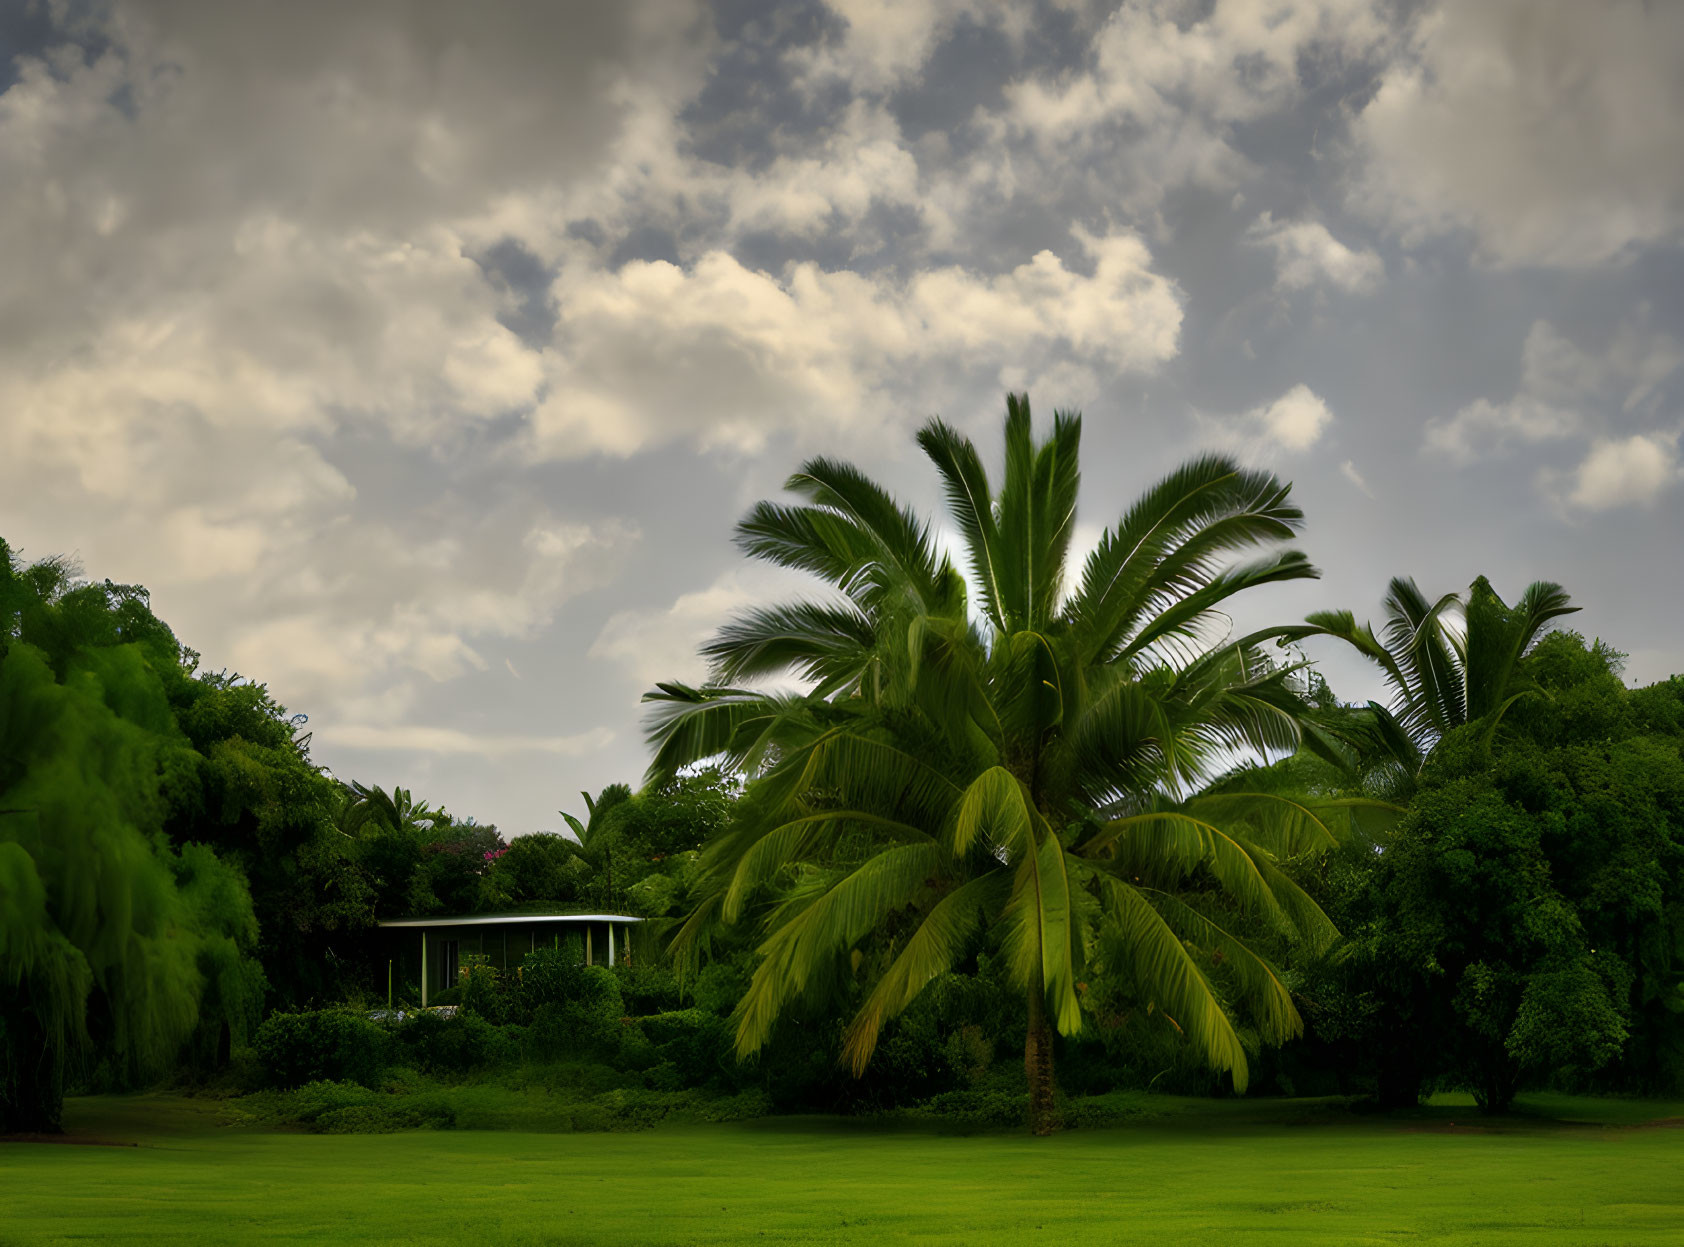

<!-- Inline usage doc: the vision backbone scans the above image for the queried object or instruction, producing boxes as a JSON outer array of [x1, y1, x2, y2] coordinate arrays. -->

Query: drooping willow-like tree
[[0, 544, 259, 1132]]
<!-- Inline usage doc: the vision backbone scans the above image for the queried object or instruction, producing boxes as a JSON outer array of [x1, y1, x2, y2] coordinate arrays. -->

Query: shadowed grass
[[2, 1092, 1682, 1245]]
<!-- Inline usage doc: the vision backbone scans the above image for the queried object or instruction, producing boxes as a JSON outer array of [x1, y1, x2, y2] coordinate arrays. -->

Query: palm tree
[[349, 782, 449, 838], [1289, 576, 1578, 797], [647, 396, 1342, 1133], [560, 783, 633, 909]]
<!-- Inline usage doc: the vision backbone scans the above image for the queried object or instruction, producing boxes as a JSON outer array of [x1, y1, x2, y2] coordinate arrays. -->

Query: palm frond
[[917, 417, 1007, 634], [1089, 872, 1253, 1091], [1380, 578, 1466, 741], [720, 810, 935, 922], [949, 765, 1035, 859], [993, 397, 1082, 632], [1463, 576, 1577, 724], [752, 725, 965, 830], [1068, 457, 1304, 664], [784, 456, 952, 614], [641, 683, 808, 781], [1082, 811, 1299, 938], [734, 841, 946, 1057], [1117, 551, 1319, 668], [702, 599, 875, 692], [841, 869, 1011, 1074], [1000, 830, 1086, 1035], [1140, 888, 1302, 1046]]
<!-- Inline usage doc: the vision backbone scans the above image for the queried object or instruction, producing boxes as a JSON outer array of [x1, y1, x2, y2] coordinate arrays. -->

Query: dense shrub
[[641, 1009, 735, 1089], [233, 1076, 770, 1134], [237, 1080, 456, 1133], [394, 1010, 513, 1075], [615, 961, 684, 1014], [459, 956, 505, 1022], [522, 957, 626, 1060], [252, 1010, 393, 1089], [516, 942, 589, 1012]]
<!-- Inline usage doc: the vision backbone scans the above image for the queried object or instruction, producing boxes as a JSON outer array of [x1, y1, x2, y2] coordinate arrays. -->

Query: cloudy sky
[[3, 0, 1681, 836]]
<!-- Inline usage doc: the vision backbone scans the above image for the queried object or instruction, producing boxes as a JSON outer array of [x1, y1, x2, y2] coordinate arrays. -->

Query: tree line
[[4, 396, 1681, 1133]]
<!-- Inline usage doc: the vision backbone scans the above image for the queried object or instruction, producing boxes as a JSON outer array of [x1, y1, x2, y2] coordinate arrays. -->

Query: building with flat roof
[[379, 912, 641, 1006]]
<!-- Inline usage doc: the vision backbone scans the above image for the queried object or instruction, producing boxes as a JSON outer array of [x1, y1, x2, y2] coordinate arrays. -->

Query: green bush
[[459, 956, 506, 1022], [240, 1079, 376, 1125], [236, 1080, 457, 1133], [1060, 1090, 1151, 1128], [252, 1010, 394, 1089], [395, 1010, 514, 1075], [642, 1009, 734, 1088], [517, 942, 588, 1014], [907, 1086, 1028, 1130], [615, 961, 684, 1014], [522, 965, 626, 1060], [315, 1099, 456, 1133]]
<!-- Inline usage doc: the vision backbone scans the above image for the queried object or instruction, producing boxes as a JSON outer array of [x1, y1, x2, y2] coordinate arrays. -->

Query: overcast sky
[[3, 0, 1681, 836]]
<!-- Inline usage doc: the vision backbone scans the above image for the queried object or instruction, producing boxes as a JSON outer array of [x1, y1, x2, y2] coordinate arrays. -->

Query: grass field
[[4, 1092, 1683, 1245]]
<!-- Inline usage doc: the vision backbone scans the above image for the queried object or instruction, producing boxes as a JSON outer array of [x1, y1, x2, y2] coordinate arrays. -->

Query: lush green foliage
[[7, 396, 1684, 1137], [252, 1009, 394, 1089], [1286, 632, 1684, 1110], [0, 544, 262, 1131], [646, 398, 1351, 1131]]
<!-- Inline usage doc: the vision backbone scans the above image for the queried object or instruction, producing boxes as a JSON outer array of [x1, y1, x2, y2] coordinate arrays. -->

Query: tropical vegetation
[[647, 397, 1344, 1132], [4, 396, 1684, 1139]]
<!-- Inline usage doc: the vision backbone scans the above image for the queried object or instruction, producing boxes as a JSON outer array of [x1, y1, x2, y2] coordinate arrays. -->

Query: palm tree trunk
[[1024, 973, 1056, 1136]]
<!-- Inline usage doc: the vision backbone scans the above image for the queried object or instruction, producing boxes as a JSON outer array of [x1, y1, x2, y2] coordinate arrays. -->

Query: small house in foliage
[[380, 912, 641, 1006]]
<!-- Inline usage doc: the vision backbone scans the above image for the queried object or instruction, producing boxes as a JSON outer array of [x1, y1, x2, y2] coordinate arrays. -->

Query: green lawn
[[3, 1092, 1682, 1245]]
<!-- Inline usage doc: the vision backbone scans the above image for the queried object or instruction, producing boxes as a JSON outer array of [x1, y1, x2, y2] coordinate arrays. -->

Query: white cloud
[[588, 566, 814, 692], [1427, 319, 1681, 463], [789, 0, 1023, 96], [1000, 0, 1389, 206], [1425, 396, 1583, 465], [1340, 460, 1374, 498], [1353, 0, 1684, 266], [1246, 213, 1383, 294], [1197, 383, 1336, 462], [313, 723, 615, 758], [1249, 384, 1335, 453], [1566, 434, 1680, 511], [0, 2, 699, 776], [533, 230, 1183, 458]]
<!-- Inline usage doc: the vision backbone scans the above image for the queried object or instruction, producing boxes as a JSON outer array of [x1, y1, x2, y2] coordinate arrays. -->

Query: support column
[[421, 930, 429, 1007], [608, 922, 616, 967], [586, 926, 593, 966]]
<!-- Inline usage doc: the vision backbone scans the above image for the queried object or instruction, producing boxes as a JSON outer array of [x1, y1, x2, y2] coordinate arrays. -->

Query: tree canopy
[[647, 396, 1348, 1131]]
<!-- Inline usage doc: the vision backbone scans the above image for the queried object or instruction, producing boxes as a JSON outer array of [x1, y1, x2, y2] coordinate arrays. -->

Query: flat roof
[[378, 913, 643, 929]]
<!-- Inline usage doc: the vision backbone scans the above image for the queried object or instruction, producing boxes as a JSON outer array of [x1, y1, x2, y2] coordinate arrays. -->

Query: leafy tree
[[648, 396, 1338, 1132], [484, 832, 580, 908], [418, 819, 506, 915], [1367, 733, 1627, 1112], [0, 543, 260, 1131], [1292, 575, 1578, 798], [164, 674, 372, 1007], [1302, 633, 1684, 1109], [334, 783, 460, 918]]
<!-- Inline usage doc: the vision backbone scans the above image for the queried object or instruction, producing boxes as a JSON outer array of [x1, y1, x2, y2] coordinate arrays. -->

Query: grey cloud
[[1427, 317, 1681, 464], [1353, 0, 1684, 267], [5, 0, 1684, 836]]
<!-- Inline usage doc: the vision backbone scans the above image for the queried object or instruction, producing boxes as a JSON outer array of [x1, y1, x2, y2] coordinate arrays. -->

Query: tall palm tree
[[647, 396, 1342, 1133], [1289, 576, 1578, 797]]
